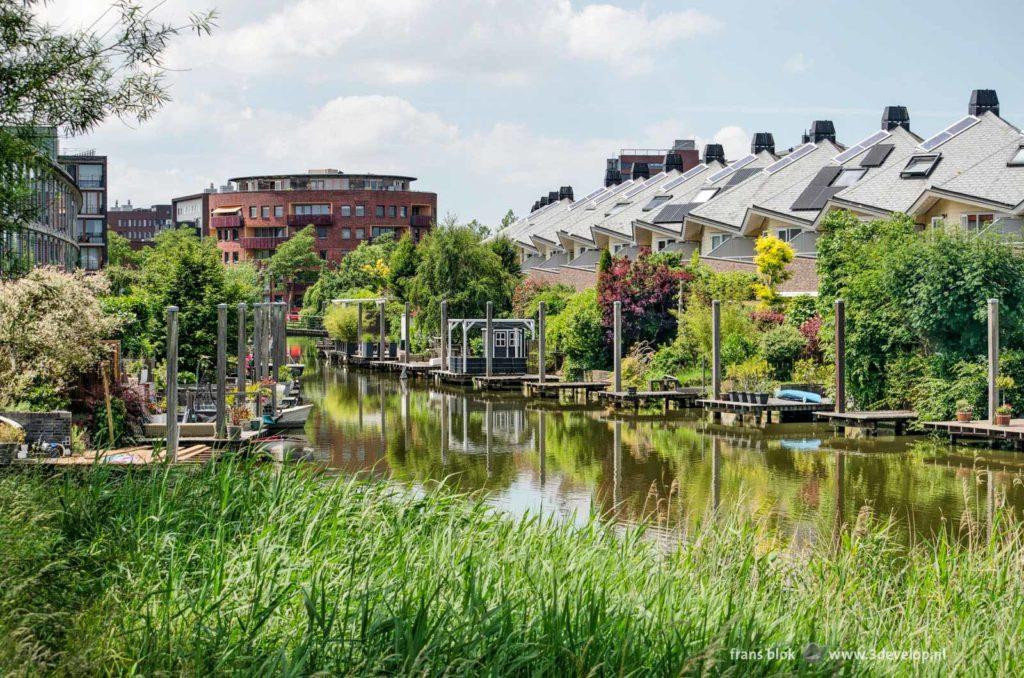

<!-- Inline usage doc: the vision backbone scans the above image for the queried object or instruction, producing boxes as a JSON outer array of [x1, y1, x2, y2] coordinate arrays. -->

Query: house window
[[319, 250, 327, 260], [832, 168, 866, 187], [643, 195, 672, 211], [495, 332, 507, 348], [316, 226, 330, 239], [388, 205, 397, 218], [930, 216, 944, 229], [901, 154, 941, 178], [355, 205, 365, 217], [607, 202, 631, 216], [612, 243, 626, 253], [77, 164, 104, 188], [375, 205, 385, 217], [693, 188, 719, 204], [372, 226, 395, 238], [249, 206, 257, 218], [232, 251, 238, 262], [400, 206, 408, 218], [656, 238, 675, 251], [342, 227, 351, 238], [709, 234, 729, 251], [1009, 146, 1024, 166], [83, 191, 104, 213], [274, 205, 283, 217], [294, 204, 330, 215], [775, 228, 801, 242], [261, 205, 270, 218], [340, 205, 352, 217], [355, 228, 365, 239], [962, 213, 994, 232], [232, 229, 239, 241]]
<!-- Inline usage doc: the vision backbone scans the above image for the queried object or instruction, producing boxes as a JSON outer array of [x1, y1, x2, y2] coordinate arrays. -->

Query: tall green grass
[[0, 461, 1019, 675]]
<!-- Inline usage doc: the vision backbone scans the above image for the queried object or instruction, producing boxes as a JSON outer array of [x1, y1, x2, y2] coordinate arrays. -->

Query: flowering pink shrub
[[596, 249, 692, 349]]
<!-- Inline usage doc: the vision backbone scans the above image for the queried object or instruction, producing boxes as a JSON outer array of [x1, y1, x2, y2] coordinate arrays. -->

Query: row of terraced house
[[503, 89, 1024, 294]]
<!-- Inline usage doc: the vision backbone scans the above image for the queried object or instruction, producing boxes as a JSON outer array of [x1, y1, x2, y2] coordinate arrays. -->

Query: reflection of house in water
[[438, 394, 534, 455]]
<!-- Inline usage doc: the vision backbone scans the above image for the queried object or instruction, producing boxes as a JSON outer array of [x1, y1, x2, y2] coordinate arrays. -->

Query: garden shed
[[446, 318, 534, 374]]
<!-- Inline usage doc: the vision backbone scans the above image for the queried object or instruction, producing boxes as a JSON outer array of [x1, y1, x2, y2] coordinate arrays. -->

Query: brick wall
[[0, 411, 72, 445], [527, 266, 597, 291]]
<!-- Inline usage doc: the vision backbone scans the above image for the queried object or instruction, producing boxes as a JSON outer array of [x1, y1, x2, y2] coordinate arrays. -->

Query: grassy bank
[[0, 463, 1019, 675]]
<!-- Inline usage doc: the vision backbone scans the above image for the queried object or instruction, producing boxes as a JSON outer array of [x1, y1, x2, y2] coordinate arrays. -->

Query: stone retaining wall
[[0, 410, 72, 446]]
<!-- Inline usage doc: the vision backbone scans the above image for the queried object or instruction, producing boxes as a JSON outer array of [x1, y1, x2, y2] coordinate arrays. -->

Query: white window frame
[[709, 234, 729, 251], [961, 213, 994, 232]]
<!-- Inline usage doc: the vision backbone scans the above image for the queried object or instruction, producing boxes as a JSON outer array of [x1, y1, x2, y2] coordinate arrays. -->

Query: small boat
[[263, 403, 313, 431]]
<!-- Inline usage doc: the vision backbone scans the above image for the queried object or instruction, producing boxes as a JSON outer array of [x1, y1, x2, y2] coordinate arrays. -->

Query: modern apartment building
[[505, 89, 1024, 296], [59, 150, 107, 270], [107, 201, 173, 249], [1, 129, 81, 277], [171, 190, 212, 238], [206, 170, 437, 266]]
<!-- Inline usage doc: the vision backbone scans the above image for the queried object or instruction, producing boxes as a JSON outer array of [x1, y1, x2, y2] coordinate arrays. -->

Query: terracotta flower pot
[[955, 411, 972, 423], [996, 414, 1012, 426]]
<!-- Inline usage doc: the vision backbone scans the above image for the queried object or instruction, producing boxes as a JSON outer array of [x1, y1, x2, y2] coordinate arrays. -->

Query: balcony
[[211, 214, 243, 229], [287, 213, 333, 227], [410, 214, 433, 228], [240, 236, 289, 249]]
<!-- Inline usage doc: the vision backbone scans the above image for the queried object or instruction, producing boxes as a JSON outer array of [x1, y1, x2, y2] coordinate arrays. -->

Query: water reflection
[[303, 355, 1024, 543]]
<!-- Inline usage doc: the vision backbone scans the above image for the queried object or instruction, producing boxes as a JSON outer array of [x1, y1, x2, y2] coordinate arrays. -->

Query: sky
[[38, 0, 1024, 228]]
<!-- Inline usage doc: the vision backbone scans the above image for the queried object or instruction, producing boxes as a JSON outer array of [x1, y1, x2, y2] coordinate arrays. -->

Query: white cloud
[[784, 52, 812, 74], [709, 125, 750, 160]]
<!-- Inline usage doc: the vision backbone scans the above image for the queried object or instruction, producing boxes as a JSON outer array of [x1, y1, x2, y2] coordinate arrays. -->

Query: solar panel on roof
[[706, 154, 756, 183], [859, 143, 894, 168], [660, 164, 707, 190], [833, 129, 891, 164], [568, 188, 607, 210], [763, 143, 816, 175], [919, 116, 979, 151]]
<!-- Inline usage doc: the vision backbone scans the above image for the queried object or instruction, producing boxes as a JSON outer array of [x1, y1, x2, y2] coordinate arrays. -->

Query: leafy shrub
[[753, 235, 794, 310], [512, 279, 575, 318], [726, 357, 772, 391], [791, 358, 834, 396], [324, 305, 360, 342], [759, 324, 805, 379], [786, 295, 818, 327], [798, 315, 822, 358], [620, 343, 654, 388], [680, 297, 757, 369], [598, 251, 690, 350], [548, 289, 606, 379], [750, 310, 785, 331]]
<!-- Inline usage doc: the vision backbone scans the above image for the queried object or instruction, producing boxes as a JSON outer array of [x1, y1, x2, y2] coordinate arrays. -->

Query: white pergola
[[330, 297, 390, 358], [446, 318, 534, 373]]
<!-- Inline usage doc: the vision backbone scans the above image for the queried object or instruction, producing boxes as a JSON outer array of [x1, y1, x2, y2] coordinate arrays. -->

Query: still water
[[295, 344, 1024, 543]]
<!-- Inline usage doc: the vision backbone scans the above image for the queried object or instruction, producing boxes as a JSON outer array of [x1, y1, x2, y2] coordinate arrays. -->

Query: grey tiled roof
[[934, 135, 1024, 208], [534, 252, 569, 270], [565, 248, 603, 270], [833, 112, 1021, 214]]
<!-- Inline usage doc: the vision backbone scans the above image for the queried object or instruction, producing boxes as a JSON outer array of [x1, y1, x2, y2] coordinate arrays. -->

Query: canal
[[293, 343, 1024, 544]]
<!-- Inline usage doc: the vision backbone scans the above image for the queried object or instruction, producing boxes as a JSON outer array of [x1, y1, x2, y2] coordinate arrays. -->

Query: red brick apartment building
[[207, 170, 437, 266]]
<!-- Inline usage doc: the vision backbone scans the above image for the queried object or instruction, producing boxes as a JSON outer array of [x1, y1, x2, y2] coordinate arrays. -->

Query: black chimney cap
[[548, 191, 559, 203], [531, 200, 541, 212], [881, 105, 910, 131], [751, 132, 775, 155], [664, 152, 685, 173], [810, 120, 836, 143], [704, 143, 725, 164], [632, 162, 650, 180], [539, 196, 549, 207], [969, 89, 999, 116], [559, 186, 574, 201], [604, 158, 622, 187]]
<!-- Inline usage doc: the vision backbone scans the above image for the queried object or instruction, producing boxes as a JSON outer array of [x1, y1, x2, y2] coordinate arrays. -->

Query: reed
[[0, 461, 1019, 675]]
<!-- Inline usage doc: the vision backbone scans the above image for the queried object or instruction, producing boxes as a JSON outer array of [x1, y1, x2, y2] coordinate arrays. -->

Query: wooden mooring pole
[[835, 299, 846, 413], [711, 300, 721, 399], [165, 306, 179, 462], [236, 303, 247, 404], [379, 301, 387, 360], [485, 301, 494, 378], [216, 303, 227, 437], [440, 299, 448, 371], [404, 302, 411, 365], [538, 301, 546, 383], [356, 301, 363, 357], [613, 300, 622, 392], [989, 298, 999, 424]]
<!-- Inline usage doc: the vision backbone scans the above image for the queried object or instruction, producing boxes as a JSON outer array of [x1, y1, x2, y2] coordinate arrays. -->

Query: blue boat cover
[[775, 389, 822, 404]]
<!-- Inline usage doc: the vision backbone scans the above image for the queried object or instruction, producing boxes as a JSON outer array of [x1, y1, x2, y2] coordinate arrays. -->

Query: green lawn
[[0, 461, 1018, 675]]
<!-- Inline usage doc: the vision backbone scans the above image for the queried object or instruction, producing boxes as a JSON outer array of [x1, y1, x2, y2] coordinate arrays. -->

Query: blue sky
[[42, 0, 1024, 228]]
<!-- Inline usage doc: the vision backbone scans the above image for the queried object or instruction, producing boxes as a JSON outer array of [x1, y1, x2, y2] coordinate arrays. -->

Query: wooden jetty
[[600, 388, 703, 414], [472, 374, 557, 391], [523, 380, 608, 400], [26, 444, 220, 466], [816, 410, 918, 435], [697, 397, 833, 423], [922, 418, 1024, 446]]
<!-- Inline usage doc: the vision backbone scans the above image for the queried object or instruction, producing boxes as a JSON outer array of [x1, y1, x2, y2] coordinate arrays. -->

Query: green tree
[[490, 235, 522, 279], [1, 1, 214, 239], [387, 234, 420, 302], [267, 226, 321, 308], [410, 220, 515, 331], [753, 234, 794, 310], [547, 289, 606, 379], [106, 231, 140, 267], [498, 209, 516, 232]]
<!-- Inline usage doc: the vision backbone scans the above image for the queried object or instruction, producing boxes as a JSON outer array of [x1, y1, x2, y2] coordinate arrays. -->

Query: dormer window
[[901, 154, 941, 178], [643, 195, 672, 211], [693, 188, 719, 203], [607, 201, 631, 216], [1009, 146, 1024, 167]]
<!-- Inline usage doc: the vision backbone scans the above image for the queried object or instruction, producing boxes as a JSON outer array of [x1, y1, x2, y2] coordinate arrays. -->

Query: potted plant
[[955, 399, 974, 423], [996, 403, 1013, 426], [0, 421, 26, 465], [755, 378, 772, 405], [226, 403, 250, 440]]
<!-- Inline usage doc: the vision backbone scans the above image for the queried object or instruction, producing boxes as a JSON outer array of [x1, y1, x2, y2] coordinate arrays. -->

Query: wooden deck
[[472, 374, 558, 391], [599, 388, 704, 413], [816, 410, 918, 435], [923, 418, 1024, 445], [523, 380, 608, 399], [24, 443, 219, 466], [698, 397, 833, 423], [370, 360, 438, 376]]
